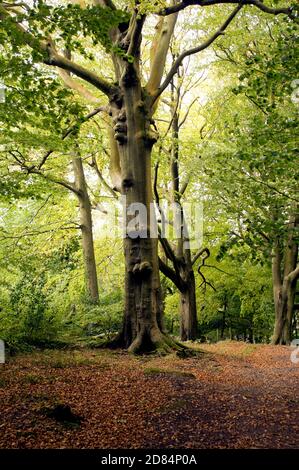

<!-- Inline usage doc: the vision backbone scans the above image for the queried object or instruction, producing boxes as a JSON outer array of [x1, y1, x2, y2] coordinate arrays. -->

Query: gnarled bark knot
[[113, 109, 128, 144], [132, 261, 153, 277]]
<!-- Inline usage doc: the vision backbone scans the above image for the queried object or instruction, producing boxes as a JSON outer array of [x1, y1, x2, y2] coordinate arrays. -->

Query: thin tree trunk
[[248, 325, 254, 343], [272, 239, 283, 340], [220, 300, 227, 340], [170, 76, 198, 341], [282, 279, 296, 344], [73, 157, 99, 304]]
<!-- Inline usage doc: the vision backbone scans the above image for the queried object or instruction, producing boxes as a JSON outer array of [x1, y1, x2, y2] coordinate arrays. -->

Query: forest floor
[[0, 341, 298, 449]]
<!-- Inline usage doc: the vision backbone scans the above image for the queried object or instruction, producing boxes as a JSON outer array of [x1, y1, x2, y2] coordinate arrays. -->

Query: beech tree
[[0, 0, 294, 353]]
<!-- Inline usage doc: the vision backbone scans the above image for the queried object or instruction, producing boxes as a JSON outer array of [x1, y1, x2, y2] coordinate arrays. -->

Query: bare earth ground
[[0, 341, 298, 449]]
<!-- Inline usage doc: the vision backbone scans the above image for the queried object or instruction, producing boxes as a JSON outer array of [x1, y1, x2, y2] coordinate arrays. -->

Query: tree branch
[[0, 5, 116, 97], [30, 168, 80, 195], [45, 50, 115, 97], [159, 256, 185, 290], [127, 11, 146, 57], [107, 122, 122, 192], [153, 162, 161, 208], [154, 163, 182, 265], [179, 174, 190, 197], [152, 4, 243, 102], [196, 248, 216, 290], [58, 68, 100, 104], [159, 232, 178, 265], [179, 96, 200, 128], [0, 224, 80, 243], [89, 155, 118, 198], [287, 265, 299, 284], [243, 171, 299, 203], [159, 0, 292, 17], [146, 9, 179, 96], [192, 247, 210, 265], [8, 149, 79, 194], [1, 2, 30, 10], [38, 106, 108, 170]]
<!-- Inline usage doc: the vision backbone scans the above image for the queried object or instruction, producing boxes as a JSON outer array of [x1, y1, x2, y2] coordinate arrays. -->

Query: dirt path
[[0, 342, 298, 449]]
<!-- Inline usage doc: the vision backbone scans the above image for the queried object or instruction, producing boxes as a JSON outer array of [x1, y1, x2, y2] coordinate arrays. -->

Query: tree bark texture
[[73, 156, 99, 304]]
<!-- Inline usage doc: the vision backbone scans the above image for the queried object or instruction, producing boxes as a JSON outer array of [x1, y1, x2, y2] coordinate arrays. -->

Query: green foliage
[[197, 259, 274, 342], [0, 2, 130, 56], [164, 290, 180, 335], [0, 171, 46, 202], [46, 237, 81, 273], [64, 289, 124, 341], [232, 19, 298, 111], [0, 265, 59, 349], [198, 18, 298, 263], [0, 44, 84, 135], [0, 235, 123, 349]]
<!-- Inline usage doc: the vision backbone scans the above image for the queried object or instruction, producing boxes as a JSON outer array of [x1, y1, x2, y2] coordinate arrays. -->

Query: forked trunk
[[167, 76, 198, 342], [103, 10, 181, 354]]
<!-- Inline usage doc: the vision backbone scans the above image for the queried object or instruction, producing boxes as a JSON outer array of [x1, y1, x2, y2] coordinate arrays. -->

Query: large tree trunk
[[102, 8, 180, 354], [73, 157, 99, 304], [107, 64, 178, 354]]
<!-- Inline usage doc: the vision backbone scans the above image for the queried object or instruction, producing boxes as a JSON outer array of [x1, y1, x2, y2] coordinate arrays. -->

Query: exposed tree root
[[91, 328, 203, 356], [128, 331, 183, 355], [95, 332, 182, 355]]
